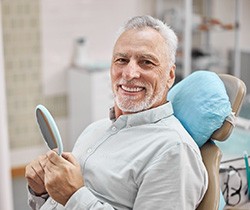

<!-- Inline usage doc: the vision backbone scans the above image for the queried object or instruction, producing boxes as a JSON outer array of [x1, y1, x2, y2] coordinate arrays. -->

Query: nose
[[122, 60, 140, 81]]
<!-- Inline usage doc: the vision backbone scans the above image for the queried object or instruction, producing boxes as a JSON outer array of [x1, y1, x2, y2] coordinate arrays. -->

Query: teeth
[[121, 85, 143, 92]]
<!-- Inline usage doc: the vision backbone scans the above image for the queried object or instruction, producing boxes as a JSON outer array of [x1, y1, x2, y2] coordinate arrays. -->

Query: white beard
[[113, 79, 167, 113]]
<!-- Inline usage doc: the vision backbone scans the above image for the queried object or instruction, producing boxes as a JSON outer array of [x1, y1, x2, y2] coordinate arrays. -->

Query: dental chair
[[168, 71, 246, 210], [196, 74, 246, 210]]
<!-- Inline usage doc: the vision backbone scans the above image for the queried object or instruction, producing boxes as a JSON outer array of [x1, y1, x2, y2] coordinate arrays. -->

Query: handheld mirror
[[35, 104, 63, 155]]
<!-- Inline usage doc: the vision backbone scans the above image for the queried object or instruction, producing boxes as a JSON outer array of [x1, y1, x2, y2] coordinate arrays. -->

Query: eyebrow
[[113, 53, 158, 60], [139, 53, 157, 60], [139, 53, 160, 64], [113, 53, 128, 58], [112, 52, 160, 65]]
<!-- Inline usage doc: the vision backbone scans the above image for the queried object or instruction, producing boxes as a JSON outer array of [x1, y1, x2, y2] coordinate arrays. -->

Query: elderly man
[[25, 15, 208, 210]]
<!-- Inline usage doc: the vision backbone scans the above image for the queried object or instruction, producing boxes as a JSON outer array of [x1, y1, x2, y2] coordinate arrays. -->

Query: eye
[[140, 60, 155, 68], [114, 58, 128, 65], [142, 60, 153, 65]]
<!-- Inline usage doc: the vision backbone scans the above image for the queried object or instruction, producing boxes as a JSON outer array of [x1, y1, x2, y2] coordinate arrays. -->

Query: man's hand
[[44, 151, 84, 206], [25, 155, 47, 196]]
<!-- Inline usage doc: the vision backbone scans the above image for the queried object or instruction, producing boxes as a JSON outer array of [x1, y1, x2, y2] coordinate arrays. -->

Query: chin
[[116, 99, 151, 113]]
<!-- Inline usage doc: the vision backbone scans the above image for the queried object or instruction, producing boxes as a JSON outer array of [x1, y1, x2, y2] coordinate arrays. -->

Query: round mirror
[[35, 104, 63, 155]]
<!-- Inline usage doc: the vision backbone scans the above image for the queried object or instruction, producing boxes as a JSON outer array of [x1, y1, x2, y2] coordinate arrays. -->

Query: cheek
[[153, 78, 168, 97], [110, 68, 122, 93], [110, 68, 118, 84], [151, 74, 167, 90], [110, 65, 122, 80]]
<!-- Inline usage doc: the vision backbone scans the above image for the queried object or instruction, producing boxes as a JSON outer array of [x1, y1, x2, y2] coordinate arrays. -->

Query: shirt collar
[[109, 102, 174, 128]]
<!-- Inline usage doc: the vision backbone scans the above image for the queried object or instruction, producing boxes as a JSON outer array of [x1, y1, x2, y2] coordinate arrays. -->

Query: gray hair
[[116, 15, 178, 68]]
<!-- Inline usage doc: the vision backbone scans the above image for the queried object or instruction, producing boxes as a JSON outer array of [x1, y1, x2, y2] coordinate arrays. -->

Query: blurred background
[[0, 0, 249, 209]]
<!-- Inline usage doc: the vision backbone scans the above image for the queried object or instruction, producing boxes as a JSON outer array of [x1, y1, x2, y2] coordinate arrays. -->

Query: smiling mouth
[[120, 85, 145, 93]]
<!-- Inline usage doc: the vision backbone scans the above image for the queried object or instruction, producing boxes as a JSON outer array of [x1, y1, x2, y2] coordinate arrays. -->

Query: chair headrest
[[168, 70, 233, 147], [211, 74, 246, 141]]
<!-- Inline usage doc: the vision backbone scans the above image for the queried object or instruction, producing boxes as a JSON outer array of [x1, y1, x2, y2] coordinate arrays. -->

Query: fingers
[[44, 152, 56, 174], [46, 150, 60, 165], [61, 152, 79, 166], [25, 155, 46, 181], [26, 164, 43, 186], [46, 150, 79, 166], [43, 152, 84, 206], [25, 155, 48, 195], [27, 151, 83, 204]]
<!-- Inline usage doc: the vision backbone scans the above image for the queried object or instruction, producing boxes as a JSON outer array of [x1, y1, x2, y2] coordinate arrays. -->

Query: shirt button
[[50, 199, 57, 205], [87, 148, 92, 153], [111, 126, 117, 131]]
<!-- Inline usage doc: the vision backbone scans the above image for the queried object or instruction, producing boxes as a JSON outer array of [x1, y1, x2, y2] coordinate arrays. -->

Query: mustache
[[115, 79, 148, 87]]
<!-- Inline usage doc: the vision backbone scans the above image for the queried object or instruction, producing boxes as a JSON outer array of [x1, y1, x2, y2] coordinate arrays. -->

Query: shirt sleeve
[[133, 143, 208, 210], [65, 187, 115, 210], [27, 186, 49, 210]]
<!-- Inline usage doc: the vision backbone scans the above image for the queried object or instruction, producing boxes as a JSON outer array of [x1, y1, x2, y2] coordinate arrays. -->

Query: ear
[[166, 65, 176, 89]]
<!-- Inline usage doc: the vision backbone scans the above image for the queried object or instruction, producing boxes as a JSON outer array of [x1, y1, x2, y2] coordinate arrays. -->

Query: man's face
[[111, 27, 175, 114]]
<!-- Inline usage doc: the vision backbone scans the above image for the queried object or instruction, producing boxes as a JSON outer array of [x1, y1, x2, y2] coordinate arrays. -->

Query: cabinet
[[68, 67, 113, 150]]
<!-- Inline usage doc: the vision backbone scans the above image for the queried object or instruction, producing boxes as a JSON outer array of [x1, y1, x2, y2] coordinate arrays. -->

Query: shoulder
[[80, 118, 111, 135], [158, 115, 201, 153], [74, 118, 111, 143]]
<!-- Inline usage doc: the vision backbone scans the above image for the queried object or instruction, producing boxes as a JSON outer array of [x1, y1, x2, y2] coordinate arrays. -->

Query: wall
[[1, 0, 70, 155], [40, 0, 155, 96], [41, 0, 138, 96], [0, 2, 13, 210]]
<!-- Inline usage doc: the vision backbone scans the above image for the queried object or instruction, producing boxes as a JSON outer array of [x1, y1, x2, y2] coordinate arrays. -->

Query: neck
[[114, 100, 168, 119]]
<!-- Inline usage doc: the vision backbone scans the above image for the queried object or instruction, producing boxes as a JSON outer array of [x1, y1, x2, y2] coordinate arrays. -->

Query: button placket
[[87, 148, 92, 153], [111, 126, 117, 132], [83, 128, 119, 167], [50, 199, 57, 206]]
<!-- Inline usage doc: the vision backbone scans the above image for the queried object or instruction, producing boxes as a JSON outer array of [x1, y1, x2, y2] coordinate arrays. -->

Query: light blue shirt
[[29, 102, 208, 210]]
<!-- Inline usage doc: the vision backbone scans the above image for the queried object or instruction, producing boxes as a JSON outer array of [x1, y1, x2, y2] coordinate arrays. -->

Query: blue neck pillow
[[168, 70, 232, 147]]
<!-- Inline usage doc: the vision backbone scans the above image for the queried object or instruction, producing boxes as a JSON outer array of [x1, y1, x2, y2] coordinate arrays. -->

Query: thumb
[[61, 152, 79, 166]]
